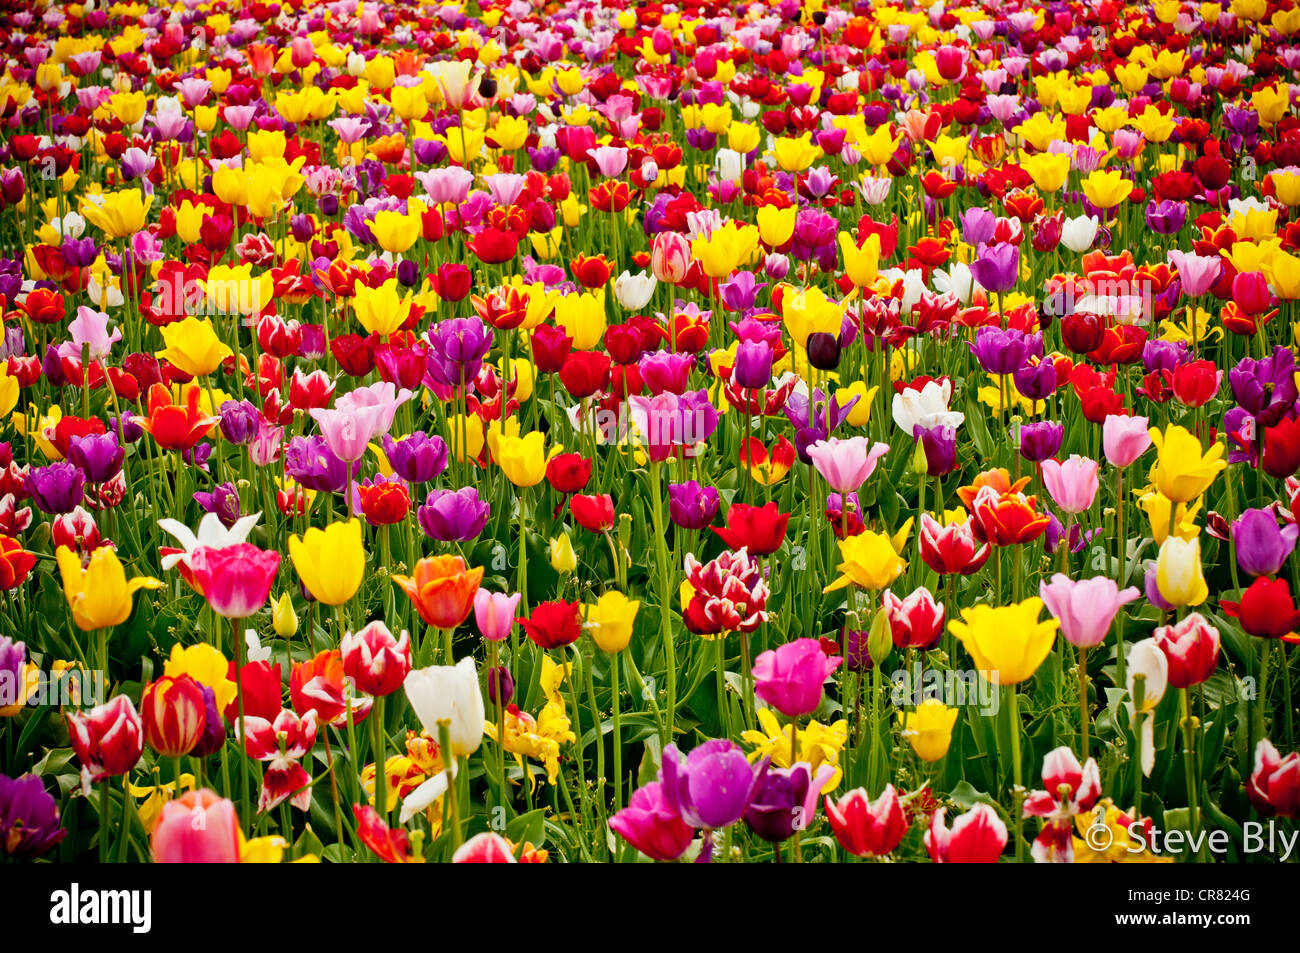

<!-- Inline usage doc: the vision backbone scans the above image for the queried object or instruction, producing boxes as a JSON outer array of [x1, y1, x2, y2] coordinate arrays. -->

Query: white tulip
[[891, 379, 964, 437], [404, 656, 485, 760], [1061, 215, 1099, 253], [613, 271, 658, 310], [1126, 638, 1169, 777]]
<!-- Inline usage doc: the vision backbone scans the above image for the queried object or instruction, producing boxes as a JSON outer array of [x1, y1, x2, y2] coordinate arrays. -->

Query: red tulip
[[1263, 416, 1300, 479], [1153, 612, 1220, 688], [1247, 739, 1300, 818], [225, 658, 282, 723], [530, 324, 573, 375], [341, 621, 412, 698], [824, 784, 907, 858], [1221, 577, 1300, 639], [919, 513, 990, 575], [518, 600, 583, 649], [67, 695, 144, 785], [1170, 359, 1220, 408], [570, 493, 616, 533], [141, 675, 207, 758], [559, 350, 612, 400], [546, 452, 592, 494], [926, 804, 1007, 863], [711, 501, 790, 555]]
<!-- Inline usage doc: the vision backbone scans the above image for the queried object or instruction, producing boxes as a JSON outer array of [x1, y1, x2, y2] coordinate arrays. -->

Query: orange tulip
[[955, 467, 1031, 510], [392, 556, 484, 629]]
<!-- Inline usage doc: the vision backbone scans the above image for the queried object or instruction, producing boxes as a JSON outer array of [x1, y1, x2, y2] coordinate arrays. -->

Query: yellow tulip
[[0, 366, 17, 418], [691, 221, 760, 279], [494, 431, 553, 487], [823, 530, 907, 592], [56, 545, 162, 631], [756, 204, 796, 247], [212, 164, 249, 207], [1019, 151, 1071, 193], [370, 209, 422, 255], [288, 519, 365, 606], [899, 700, 959, 761], [155, 317, 233, 378], [549, 532, 577, 573], [1155, 536, 1209, 607], [838, 231, 881, 287], [272, 593, 298, 638], [858, 125, 901, 167], [836, 381, 879, 427], [82, 188, 152, 239], [772, 134, 821, 173], [948, 598, 1059, 686], [584, 591, 640, 654], [553, 291, 606, 350], [1271, 170, 1300, 206], [354, 278, 414, 336], [1081, 169, 1134, 210], [164, 643, 237, 713], [781, 285, 844, 348], [1148, 425, 1226, 503]]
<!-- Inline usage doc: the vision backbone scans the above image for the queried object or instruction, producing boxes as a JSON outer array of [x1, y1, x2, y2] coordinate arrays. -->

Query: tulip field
[[5, 0, 1300, 868]]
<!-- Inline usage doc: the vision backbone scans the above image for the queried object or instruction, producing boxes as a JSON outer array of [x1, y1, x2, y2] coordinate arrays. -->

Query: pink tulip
[[311, 382, 411, 462], [1102, 414, 1151, 467], [1040, 454, 1098, 514], [752, 637, 842, 718], [151, 789, 241, 863], [588, 145, 629, 178], [1167, 250, 1222, 298], [650, 231, 691, 284], [806, 437, 890, 493], [474, 589, 522, 642], [452, 831, 517, 863], [1038, 573, 1140, 647], [188, 543, 281, 619]]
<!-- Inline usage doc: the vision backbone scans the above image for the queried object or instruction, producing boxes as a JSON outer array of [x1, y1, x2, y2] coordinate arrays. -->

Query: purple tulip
[[743, 762, 836, 843], [0, 635, 25, 710], [66, 432, 124, 483], [418, 487, 490, 542], [660, 739, 766, 830], [732, 339, 774, 390], [26, 462, 85, 514], [1019, 420, 1064, 463], [969, 241, 1020, 294], [219, 399, 262, 445], [668, 481, 720, 529], [194, 482, 242, 529], [424, 316, 493, 388], [284, 434, 359, 494], [960, 207, 996, 246], [1232, 508, 1299, 578], [1229, 349, 1298, 425], [1012, 360, 1056, 401], [915, 423, 958, 476], [968, 326, 1041, 375], [382, 431, 448, 484], [0, 774, 66, 859]]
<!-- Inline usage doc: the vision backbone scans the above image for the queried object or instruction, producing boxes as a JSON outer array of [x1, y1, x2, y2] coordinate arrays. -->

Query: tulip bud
[[867, 606, 893, 666], [486, 665, 514, 705], [272, 593, 298, 637], [549, 533, 577, 573]]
